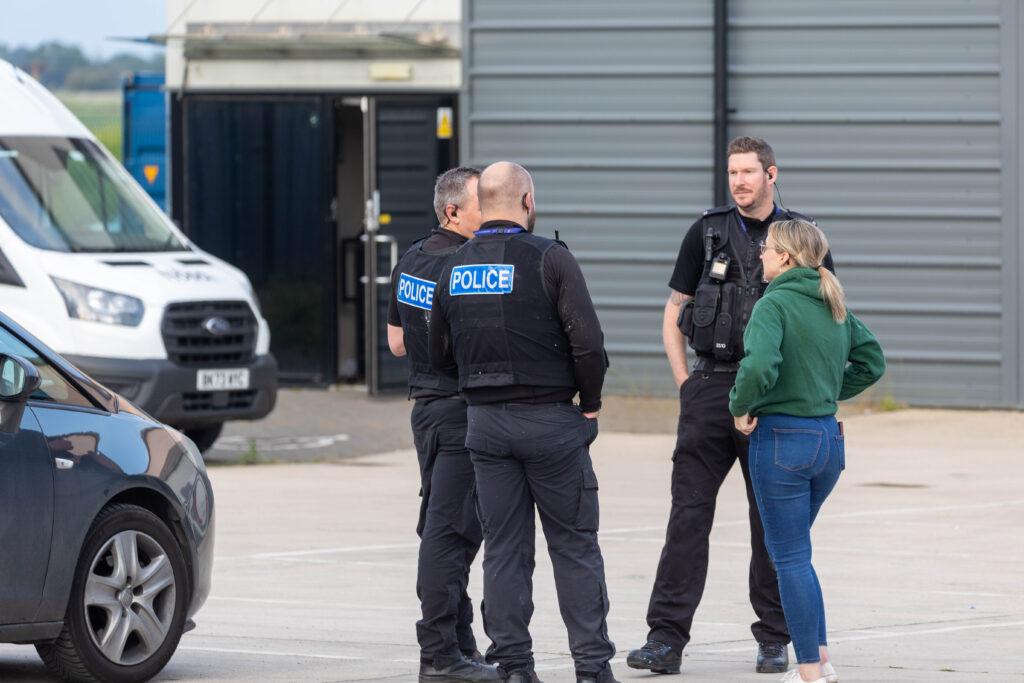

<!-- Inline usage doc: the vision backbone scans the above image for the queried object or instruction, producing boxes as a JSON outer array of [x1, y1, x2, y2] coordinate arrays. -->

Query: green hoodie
[[729, 267, 885, 418]]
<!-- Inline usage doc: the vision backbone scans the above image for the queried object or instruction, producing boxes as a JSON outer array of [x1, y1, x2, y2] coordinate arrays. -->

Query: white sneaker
[[821, 662, 839, 683], [779, 668, 827, 683]]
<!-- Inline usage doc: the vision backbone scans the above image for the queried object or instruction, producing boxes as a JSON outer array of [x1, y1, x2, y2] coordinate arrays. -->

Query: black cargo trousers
[[465, 402, 616, 676], [644, 371, 790, 652], [411, 397, 483, 668]]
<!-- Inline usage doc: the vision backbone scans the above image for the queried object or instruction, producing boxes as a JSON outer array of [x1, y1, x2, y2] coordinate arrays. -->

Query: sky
[[0, 0, 166, 59]]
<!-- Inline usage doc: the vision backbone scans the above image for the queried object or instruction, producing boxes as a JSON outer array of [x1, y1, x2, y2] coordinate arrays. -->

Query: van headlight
[[51, 277, 144, 326]]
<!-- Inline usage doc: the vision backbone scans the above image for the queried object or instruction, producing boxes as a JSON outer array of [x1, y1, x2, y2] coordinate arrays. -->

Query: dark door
[[365, 96, 457, 394], [181, 96, 336, 384], [0, 408, 53, 622], [0, 330, 56, 622]]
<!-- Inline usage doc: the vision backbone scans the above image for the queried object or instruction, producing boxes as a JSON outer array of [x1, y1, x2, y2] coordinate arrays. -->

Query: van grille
[[161, 301, 257, 366], [182, 390, 257, 412]]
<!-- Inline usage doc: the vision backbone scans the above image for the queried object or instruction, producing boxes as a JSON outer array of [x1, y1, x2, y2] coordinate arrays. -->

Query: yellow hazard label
[[436, 107, 453, 139], [143, 165, 160, 185]]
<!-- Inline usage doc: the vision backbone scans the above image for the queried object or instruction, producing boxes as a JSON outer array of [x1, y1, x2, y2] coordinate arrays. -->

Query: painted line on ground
[[216, 498, 1021, 563], [207, 596, 414, 612], [217, 542, 419, 561], [178, 646, 364, 660], [691, 619, 1024, 655]]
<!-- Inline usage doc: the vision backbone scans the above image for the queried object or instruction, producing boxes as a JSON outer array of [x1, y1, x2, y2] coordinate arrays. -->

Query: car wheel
[[36, 503, 188, 683], [183, 423, 223, 453]]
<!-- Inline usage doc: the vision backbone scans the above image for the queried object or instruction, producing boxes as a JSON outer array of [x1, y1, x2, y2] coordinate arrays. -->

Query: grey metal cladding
[[464, 0, 714, 398], [465, 0, 1018, 407], [729, 0, 1008, 407]]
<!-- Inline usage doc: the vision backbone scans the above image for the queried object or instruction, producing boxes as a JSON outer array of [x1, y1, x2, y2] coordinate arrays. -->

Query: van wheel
[[36, 504, 188, 683], [184, 423, 223, 453]]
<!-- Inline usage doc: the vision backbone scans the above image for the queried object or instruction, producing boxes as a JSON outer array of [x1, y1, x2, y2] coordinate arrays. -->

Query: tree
[[0, 41, 164, 90]]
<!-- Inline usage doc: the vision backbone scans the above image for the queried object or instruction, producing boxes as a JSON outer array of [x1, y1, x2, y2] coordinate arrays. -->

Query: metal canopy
[[152, 22, 460, 60]]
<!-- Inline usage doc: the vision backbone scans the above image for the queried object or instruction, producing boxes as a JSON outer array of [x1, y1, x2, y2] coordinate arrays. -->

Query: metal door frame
[[361, 96, 399, 395]]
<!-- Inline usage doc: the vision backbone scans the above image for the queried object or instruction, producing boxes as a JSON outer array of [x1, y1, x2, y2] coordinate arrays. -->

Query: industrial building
[[163, 0, 1024, 407]]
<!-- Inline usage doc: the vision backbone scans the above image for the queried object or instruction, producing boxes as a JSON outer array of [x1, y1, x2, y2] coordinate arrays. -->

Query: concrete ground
[[1, 401, 1022, 682]]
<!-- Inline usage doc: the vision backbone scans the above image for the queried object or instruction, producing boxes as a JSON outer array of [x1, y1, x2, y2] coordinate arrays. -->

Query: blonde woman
[[729, 219, 885, 683]]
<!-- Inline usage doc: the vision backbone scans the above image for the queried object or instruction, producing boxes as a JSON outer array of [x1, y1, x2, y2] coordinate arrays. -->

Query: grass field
[[55, 90, 123, 161]]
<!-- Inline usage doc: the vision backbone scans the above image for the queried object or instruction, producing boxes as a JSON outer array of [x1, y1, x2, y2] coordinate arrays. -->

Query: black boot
[[626, 640, 681, 674], [420, 657, 501, 683], [755, 641, 789, 673], [576, 663, 620, 683], [499, 667, 542, 683]]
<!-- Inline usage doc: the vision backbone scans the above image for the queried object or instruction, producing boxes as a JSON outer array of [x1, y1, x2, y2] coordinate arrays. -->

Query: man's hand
[[583, 411, 599, 419], [734, 413, 757, 435]]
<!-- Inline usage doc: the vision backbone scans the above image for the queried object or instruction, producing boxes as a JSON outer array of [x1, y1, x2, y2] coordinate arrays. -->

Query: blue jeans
[[749, 414, 845, 664]]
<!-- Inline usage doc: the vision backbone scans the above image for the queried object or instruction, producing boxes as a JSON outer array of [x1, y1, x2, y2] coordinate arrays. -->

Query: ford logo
[[202, 317, 233, 337]]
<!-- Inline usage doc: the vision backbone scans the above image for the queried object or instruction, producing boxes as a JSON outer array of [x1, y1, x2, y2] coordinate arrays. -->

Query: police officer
[[387, 166, 499, 683], [627, 137, 835, 676], [428, 162, 617, 683]]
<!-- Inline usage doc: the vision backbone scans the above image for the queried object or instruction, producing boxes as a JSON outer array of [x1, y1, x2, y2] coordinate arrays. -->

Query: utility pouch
[[678, 298, 694, 335], [713, 282, 735, 360], [686, 282, 720, 354]]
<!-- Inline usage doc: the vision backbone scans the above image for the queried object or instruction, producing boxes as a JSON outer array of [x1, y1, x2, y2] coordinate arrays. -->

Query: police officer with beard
[[627, 137, 834, 676], [387, 166, 499, 683], [428, 162, 618, 683]]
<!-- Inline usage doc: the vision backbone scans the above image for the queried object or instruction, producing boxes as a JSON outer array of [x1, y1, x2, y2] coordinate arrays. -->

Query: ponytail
[[817, 265, 847, 323], [770, 219, 847, 323]]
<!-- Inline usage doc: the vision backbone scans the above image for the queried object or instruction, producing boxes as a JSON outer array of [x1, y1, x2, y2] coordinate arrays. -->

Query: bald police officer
[[387, 166, 498, 683], [429, 162, 617, 683]]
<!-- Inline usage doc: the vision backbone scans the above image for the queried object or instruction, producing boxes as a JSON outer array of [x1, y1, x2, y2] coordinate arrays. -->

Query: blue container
[[122, 72, 167, 210]]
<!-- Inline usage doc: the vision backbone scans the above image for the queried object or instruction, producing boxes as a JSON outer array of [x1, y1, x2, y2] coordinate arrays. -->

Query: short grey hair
[[433, 166, 481, 225]]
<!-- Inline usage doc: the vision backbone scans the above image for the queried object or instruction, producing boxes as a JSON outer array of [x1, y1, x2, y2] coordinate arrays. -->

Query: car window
[[0, 324, 94, 408]]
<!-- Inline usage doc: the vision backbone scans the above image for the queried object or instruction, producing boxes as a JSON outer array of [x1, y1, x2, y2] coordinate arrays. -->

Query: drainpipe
[[713, 0, 728, 206]]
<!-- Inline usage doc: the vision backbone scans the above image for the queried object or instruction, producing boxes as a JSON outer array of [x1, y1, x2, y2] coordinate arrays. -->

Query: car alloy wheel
[[36, 503, 188, 683], [83, 529, 177, 665]]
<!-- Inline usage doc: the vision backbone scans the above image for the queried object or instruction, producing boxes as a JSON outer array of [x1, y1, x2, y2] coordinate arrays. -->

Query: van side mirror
[[0, 354, 41, 401]]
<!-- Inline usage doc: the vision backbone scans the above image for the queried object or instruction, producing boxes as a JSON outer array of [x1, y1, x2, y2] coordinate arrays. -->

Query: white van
[[0, 59, 276, 451]]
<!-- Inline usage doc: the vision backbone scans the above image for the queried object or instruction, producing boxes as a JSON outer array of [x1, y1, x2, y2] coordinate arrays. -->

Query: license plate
[[196, 369, 250, 391]]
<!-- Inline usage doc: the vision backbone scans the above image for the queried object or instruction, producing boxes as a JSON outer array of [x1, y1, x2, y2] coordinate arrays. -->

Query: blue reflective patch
[[450, 264, 515, 296], [396, 272, 436, 310]]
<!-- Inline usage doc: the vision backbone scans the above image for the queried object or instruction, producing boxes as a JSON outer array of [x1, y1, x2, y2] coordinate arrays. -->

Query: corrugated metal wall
[[463, 0, 1022, 407], [728, 0, 1015, 407], [462, 0, 715, 396]]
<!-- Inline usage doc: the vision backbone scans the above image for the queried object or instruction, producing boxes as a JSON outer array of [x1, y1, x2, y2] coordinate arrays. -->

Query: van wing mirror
[[0, 354, 41, 401]]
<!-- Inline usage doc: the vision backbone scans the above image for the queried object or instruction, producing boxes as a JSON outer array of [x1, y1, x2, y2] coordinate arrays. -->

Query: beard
[[732, 183, 771, 215], [526, 206, 536, 233]]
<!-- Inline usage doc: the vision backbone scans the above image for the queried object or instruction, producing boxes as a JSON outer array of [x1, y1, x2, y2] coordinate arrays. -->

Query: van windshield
[[0, 136, 187, 252]]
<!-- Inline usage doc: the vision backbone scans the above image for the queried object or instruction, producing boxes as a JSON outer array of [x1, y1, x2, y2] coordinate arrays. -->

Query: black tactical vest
[[679, 205, 816, 362], [394, 236, 461, 394], [441, 232, 576, 390]]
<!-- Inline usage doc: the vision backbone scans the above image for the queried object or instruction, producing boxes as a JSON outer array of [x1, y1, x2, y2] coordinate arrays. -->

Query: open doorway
[[334, 98, 366, 381]]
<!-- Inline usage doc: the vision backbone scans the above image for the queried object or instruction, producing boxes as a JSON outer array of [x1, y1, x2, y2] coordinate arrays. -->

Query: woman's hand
[[734, 413, 758, 435]]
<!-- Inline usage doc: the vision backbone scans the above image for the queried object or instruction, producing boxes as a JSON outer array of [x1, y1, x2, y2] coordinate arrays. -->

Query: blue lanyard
[[475, 226, 526, 235], [737, 204, 779, 233]]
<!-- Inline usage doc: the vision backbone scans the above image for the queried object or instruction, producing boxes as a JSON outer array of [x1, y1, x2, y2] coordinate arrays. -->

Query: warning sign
[[436, 107, 453, 139], [143, 165, 160, 185]]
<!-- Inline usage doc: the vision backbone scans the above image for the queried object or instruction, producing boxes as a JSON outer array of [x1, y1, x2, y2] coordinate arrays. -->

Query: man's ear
[[446, 204, 458, 224]]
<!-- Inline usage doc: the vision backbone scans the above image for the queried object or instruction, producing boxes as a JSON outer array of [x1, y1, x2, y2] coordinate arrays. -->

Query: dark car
[[0, 311, 214, 683]]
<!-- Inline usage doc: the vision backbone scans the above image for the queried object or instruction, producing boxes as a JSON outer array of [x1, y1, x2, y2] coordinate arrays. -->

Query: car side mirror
[[0, 354, 41, 402]]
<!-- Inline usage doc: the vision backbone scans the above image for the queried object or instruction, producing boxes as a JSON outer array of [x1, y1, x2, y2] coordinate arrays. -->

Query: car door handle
[[55, 458, 74, 470]]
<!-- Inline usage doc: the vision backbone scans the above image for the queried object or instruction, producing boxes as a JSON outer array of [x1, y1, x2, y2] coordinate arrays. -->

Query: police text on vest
[[397, 273, 436, 310], [450, 264, 515, 296]]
